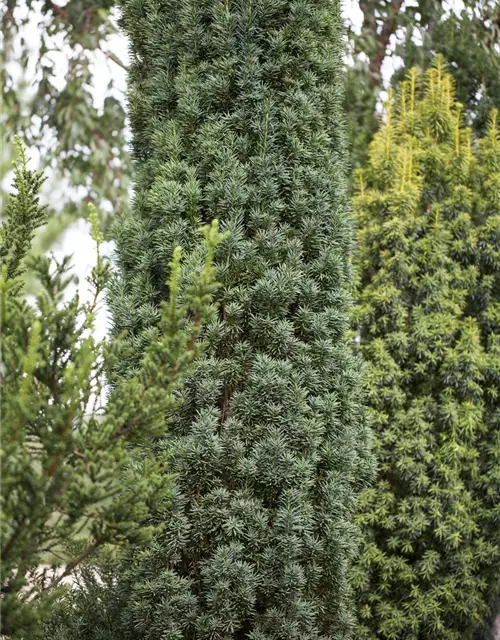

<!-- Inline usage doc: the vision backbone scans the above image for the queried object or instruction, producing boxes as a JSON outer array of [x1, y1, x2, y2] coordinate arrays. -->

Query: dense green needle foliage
[[352, 59, 500, 640], [49, 1, 374, 638], [0, 141, 222, 639]]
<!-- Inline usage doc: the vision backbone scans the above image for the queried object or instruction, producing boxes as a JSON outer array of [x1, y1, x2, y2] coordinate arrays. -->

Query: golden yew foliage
[[353, 57, 500, 640]]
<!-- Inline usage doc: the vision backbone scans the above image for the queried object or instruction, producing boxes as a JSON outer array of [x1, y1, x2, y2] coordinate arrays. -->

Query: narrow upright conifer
[[66, 1, 373, 638], [353, 59, 500, 640]]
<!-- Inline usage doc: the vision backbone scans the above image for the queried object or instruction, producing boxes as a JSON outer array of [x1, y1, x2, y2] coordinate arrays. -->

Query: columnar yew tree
[[353, 59, 500, 640], [472, 108, 500, 640], [67, 1, 373, 638]]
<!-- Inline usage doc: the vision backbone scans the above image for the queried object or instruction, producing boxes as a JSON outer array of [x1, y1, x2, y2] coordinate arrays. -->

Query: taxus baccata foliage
[[0, 140, 222, 639], [352, 59, 500, 640], [51, 1, 374, 638]]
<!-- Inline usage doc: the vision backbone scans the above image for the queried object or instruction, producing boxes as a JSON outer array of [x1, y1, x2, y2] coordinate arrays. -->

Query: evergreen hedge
[[52, 1, 374, 638], [352, 59, 500, 640]]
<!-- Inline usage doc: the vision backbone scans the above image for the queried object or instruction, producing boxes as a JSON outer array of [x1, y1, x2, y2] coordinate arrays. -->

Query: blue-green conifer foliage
[[80, 1, 374, 638]]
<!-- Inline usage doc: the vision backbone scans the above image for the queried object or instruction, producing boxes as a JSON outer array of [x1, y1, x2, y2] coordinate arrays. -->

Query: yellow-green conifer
[[353, 58, 500, 640]]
